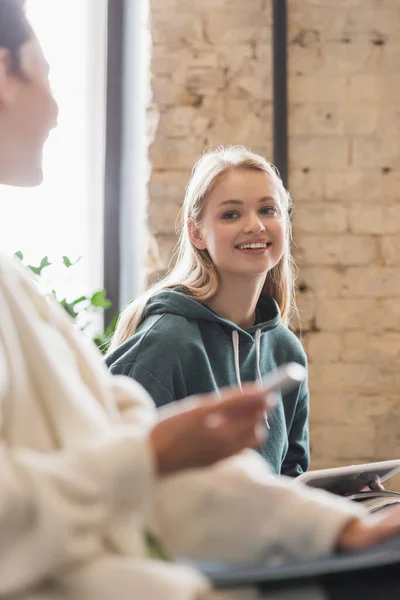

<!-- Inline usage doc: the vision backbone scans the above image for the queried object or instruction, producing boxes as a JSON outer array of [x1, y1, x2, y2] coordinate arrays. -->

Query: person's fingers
[[217, 401, 265, 423], [207, 411, 267, 452], [214, 388, 269, 417], [368, 479, 385, 491], [363, 507, 400, 547], [161, 384, 264, 419], [339, 508, 400, 552], [160, 383, 274, 422], [365, 507, 400, 547]]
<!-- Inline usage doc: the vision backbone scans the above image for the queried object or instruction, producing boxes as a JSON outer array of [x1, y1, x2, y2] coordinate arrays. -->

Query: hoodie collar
[[143, 287, 281, 341]]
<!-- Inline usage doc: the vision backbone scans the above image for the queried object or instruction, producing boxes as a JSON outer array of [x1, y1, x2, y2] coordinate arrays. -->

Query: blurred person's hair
[[0, 0, 29, 74]]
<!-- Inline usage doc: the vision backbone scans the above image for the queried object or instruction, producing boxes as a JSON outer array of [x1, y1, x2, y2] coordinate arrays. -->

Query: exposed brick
[[342, 332, 400, 363], [203, 9, 270, 45], [376, 418, 400, 461], [377, 105, 400, 138], [297, 235, 377, 266], [315, 299, 376, 332], [290, 170, 325, 203], [291, 136, 350, 170], [379, 299, 400, 331], [309, 362, 400, 394], [289, 74, 348, 104], [149, 137, 206, 170], [151, 12, 203, 48], [347, 74, 385, 104], [381, 236, 400, 265], [306, 332, 342, 363], [297, 267, 344, 298], [149, 171, 187, 203], [310, 395, 400, 427], [348, 204, 400, 235], [290, 104, 343, 137], [294, 203, 348, 234], [323, 170, 400, 203], [322, 38, 383, 74], [353, 137, 400, 169], [310, 424, 376, 462], [216, 44, 255, 72], [153, 234, 179, 269], [341, 267, 400, 297], [293, 288, 316, 334]]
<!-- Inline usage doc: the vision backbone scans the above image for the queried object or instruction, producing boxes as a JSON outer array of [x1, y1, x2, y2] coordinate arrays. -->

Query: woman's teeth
[[237, 242, 269, 250]]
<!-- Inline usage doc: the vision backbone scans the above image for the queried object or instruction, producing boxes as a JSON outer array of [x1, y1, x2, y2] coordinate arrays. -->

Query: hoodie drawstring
[[232, 330, 242, 391], [232, 329, 270, 429]]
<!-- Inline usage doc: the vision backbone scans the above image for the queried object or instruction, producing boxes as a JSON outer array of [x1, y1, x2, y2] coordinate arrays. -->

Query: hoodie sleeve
[[111, 361, 178, 408], [148, 450, 364, 565], [281, 386, 310, 478]]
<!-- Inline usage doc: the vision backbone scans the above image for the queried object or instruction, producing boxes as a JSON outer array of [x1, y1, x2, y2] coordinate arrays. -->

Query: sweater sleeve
[[0, 356, 157, 597], [0, 430, 156, 596], [148, 450, 364, 565], [281, 389, 310, 478]]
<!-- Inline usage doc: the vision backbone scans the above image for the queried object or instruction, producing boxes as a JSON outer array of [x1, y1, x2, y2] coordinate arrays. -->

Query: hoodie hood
[[142, 288, 281, 342]]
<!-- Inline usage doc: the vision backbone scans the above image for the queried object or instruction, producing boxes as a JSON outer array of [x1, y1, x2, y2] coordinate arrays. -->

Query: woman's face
[[0, 32, 58, 186], [191, 167, 287, 280]]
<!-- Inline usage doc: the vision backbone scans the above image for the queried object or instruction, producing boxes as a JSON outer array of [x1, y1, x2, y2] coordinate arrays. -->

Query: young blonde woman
[[107, 146, 309, 477]]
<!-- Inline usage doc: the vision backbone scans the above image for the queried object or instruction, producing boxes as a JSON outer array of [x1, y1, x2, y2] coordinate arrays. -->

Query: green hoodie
[[106, 289, 309, 477]]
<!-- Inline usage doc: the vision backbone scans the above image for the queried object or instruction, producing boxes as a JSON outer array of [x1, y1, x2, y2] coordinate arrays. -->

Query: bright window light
[[0, 0, 106, 303]]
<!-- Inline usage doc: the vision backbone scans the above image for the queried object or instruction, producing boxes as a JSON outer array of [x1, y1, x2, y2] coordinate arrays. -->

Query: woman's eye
[[260, 206, 277, 216], [221, 211, 240, 220]]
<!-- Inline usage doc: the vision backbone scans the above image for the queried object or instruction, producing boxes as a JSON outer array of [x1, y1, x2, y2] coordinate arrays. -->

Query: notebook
[[297, 459, 400, 513]]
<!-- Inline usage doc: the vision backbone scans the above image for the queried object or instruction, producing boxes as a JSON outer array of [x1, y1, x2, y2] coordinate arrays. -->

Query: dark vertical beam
[[272, 0, 289, 189], [103, 0, 125, 325]]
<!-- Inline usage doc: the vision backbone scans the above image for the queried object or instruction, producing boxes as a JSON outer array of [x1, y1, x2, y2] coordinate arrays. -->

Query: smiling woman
[[0, 0, 106, 302], [189, 168, 286, 283], [106, 145, 310, 479]]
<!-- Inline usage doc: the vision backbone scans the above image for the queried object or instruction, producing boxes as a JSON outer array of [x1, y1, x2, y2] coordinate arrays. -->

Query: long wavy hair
[[108, 145, 296, 353]]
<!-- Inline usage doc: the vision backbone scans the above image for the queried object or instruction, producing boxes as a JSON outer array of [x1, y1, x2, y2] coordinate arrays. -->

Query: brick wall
[[148, 0, 400, 472], [148, 0, 273, 276], [288, 0, 400, 469]]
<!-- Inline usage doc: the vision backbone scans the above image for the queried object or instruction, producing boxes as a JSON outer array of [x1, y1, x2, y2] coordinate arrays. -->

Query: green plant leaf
[[29, 255, 52, 276], [62, 255, 82, 268], [28, 265, 41, 276], [15, 251, 115, 350], [59, 298, 79, 319], [41, 256, 52, 268], [92, 312, 119, 355], [62, 256, 72, 268], [90, 289, 112, 309], [104, 312, 119, 337], [70, 295, 88, 307]]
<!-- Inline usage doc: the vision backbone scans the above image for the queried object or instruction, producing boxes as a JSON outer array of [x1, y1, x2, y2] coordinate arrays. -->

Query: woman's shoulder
[[140, 309, 200, 338], [107, 312, 201, 371], [274, 324, 308, 366]]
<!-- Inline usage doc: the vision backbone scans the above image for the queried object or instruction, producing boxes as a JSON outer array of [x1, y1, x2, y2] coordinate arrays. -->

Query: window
[[0, 0, 106, 302]]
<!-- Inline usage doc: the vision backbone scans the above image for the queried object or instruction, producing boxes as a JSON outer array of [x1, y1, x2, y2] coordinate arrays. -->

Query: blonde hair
[[108, 145, 296, 353]]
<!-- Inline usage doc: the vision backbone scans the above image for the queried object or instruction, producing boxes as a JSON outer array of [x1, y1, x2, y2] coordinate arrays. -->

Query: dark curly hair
[[0, 0, 30, 74]]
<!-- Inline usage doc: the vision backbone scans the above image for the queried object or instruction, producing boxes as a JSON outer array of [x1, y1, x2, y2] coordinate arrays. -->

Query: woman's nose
[[243, 213, 266, 234]]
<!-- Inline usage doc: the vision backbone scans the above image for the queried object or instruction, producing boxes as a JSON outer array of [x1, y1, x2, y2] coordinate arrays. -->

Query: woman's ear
[[188, 219, 207, 250]]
